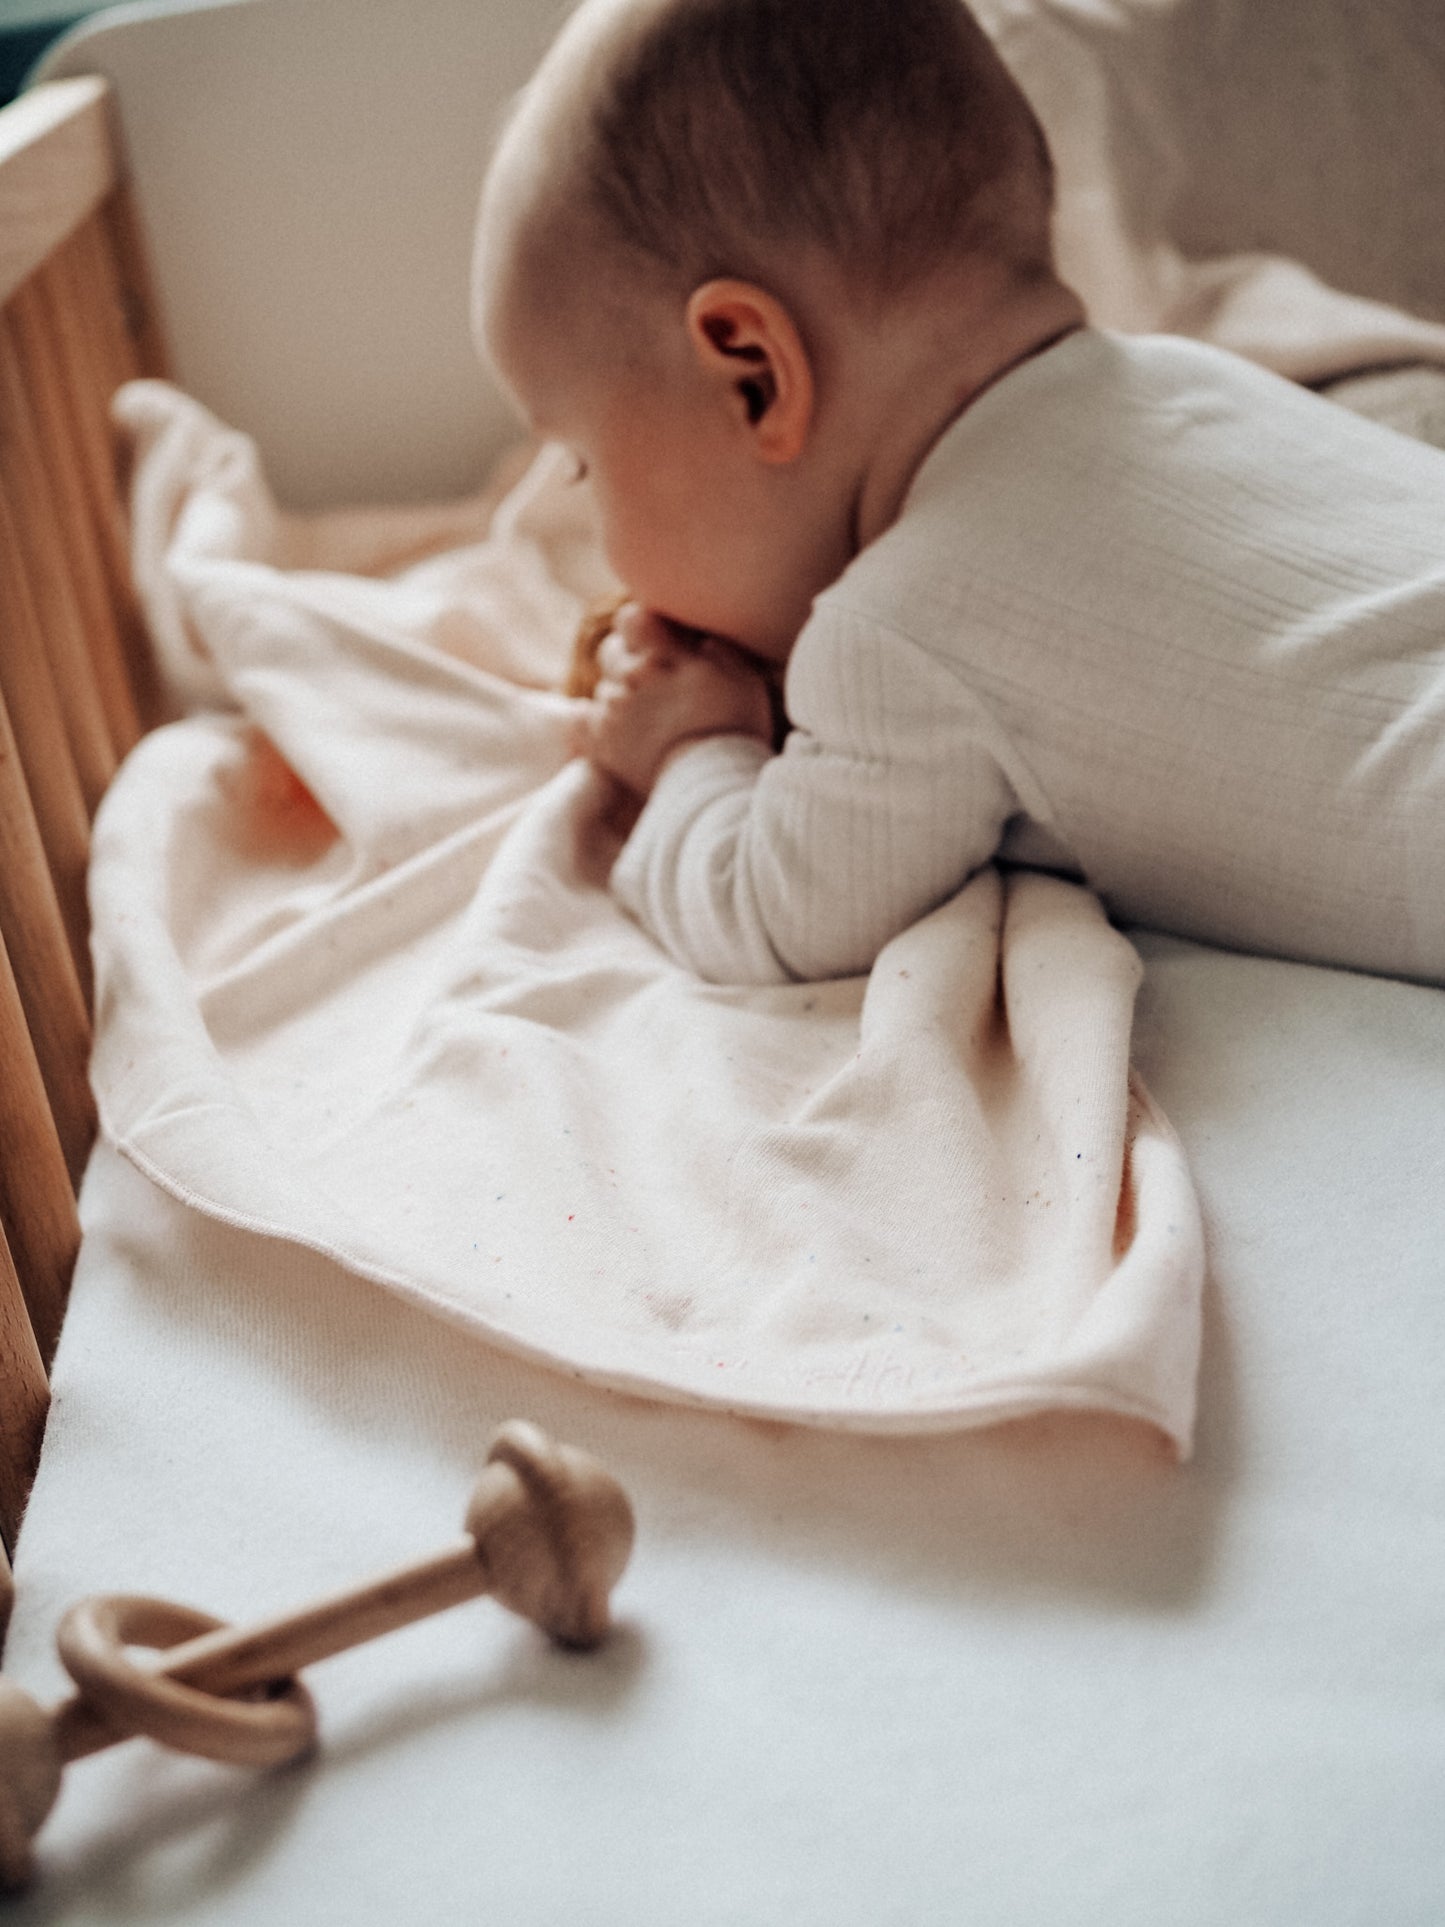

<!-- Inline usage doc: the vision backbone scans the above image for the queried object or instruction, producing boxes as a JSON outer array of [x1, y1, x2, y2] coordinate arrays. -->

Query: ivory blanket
[[90, 384, 1204, 1447]]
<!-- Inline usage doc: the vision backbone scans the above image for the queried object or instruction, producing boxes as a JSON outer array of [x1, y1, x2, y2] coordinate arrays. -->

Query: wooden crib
[[0, 75, 166, 1620]]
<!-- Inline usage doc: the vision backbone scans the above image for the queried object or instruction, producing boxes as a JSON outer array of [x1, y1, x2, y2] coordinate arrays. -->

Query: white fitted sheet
[[6, 931, 1444, 1925]]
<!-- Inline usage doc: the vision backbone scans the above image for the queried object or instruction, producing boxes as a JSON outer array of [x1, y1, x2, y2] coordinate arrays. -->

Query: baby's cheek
[[597, 495, 687, 619], [592, 489, 645, 591]]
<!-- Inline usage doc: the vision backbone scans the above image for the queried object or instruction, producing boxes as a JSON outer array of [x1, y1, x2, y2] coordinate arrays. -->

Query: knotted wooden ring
[[55, 1597, 317, 1769]]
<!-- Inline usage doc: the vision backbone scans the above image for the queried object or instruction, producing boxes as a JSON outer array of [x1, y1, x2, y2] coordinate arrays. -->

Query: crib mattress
[[5, 930, 1445, 1925]]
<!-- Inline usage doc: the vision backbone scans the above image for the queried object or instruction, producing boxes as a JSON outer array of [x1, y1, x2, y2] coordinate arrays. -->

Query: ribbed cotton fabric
[[613, 329, 1445, 986]]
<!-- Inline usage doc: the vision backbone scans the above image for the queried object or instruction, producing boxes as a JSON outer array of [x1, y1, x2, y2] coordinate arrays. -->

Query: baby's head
[[474, 0, 1065, 659]]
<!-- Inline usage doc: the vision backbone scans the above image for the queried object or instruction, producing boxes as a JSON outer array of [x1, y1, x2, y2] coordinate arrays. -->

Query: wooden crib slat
[[0, 77, 114, 310], [0, 677, 95, 1186], [6, 275, 143, 762], [0, 924, 76, 1373], [48, 218, 133, 450], [0, 490, 90, 990], [69, 205, 142, 392], [0, 308, 118, 818], [0, 1220, 50, 1560], [32, 217, 163, 737], [98, 179, 169, 387]]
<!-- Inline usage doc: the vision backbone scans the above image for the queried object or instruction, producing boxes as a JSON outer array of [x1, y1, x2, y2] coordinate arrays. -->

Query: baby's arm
[[606, 606, 1021, 984]]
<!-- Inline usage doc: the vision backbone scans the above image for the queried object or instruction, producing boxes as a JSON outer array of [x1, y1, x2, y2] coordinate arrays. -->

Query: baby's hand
[[581, 604, 775, 797]]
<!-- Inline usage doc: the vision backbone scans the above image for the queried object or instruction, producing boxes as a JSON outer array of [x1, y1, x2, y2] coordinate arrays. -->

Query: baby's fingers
[[597, 623, 681, 686], [613, 603, 683, 657]]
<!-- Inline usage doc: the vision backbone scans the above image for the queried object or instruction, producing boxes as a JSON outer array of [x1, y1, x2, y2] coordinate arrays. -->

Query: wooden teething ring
[[56, 1597, 317, 1768]]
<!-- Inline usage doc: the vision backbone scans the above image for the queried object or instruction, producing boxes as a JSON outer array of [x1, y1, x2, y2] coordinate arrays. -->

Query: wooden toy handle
[[0, 1422, 635, 1890]]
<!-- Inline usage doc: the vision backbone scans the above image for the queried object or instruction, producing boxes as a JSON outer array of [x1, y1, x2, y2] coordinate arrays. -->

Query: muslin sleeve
[[608, 605, 1023, 984]]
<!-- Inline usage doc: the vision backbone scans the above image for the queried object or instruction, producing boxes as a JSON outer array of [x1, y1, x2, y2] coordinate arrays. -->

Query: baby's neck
[[848, 267, 1086, 552]]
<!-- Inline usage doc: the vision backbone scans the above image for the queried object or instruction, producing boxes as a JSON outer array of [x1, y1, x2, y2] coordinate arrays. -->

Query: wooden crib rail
[[0, 76, 167, 1612]]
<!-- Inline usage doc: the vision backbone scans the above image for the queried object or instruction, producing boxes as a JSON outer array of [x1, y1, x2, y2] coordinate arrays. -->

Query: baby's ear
[[684, 280, 814, 463]]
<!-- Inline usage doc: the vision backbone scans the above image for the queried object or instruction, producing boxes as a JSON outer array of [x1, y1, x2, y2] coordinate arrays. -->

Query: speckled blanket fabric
[[89, 382, 1204, 1446]]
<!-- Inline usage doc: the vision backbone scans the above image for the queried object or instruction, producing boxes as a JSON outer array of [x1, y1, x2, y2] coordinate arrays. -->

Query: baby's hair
[[570, 0, 1056, 299]]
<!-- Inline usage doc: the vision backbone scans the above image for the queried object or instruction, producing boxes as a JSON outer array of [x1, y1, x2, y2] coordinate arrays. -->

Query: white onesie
[[612, 328, 1445, 984]]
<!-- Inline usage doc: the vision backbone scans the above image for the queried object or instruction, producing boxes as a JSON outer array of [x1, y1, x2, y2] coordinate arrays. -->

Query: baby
[[474, 0, 1445, 986]]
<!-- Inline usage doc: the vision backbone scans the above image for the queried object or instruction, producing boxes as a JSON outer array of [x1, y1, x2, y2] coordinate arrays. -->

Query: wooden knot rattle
[[0, 1422, 634, 1890]]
